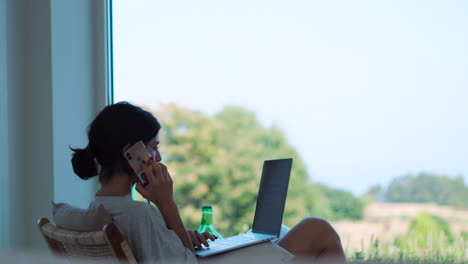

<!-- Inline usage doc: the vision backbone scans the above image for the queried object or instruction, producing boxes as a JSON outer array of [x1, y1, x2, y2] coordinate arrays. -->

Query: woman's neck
[[96, 172, 134, 197]]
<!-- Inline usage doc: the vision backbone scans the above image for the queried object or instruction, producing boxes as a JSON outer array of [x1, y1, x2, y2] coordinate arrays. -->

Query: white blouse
[[89, 195, 198, 263]]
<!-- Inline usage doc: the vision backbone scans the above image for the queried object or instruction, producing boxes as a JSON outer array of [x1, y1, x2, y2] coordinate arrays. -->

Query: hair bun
[[70, 146, 98, 180]]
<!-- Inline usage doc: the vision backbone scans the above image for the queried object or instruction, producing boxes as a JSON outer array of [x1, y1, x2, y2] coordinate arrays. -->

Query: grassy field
[[331, 203, 468, 263]]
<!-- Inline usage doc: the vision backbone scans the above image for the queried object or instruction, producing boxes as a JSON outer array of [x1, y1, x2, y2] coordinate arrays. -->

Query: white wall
[[0, 0, 110, 250], [50, 0, 109, 209], [0, 0, 10, 249]]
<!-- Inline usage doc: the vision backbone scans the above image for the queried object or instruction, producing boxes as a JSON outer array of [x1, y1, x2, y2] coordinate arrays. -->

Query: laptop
[[195, 158, 293, 257]]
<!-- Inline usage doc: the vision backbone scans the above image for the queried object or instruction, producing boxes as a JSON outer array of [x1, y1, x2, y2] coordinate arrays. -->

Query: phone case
[[123, 141, 152, 186]]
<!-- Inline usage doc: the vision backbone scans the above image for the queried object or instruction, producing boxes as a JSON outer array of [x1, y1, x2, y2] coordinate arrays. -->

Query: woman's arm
[[157, 199, 194, 252], [137, 161, 194, 252]]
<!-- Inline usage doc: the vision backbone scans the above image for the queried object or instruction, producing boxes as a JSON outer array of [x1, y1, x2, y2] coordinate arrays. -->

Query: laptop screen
[[252, 158, 293, 236]]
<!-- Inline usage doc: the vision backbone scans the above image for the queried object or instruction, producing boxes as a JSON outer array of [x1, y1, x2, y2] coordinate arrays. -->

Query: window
[[111, 1, 468, 259]]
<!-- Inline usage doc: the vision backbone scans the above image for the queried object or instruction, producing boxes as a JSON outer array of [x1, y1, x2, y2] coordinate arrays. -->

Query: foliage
[[364, 173, 468, 209], [147, 103, 364, 236], [363, 184, 385, 202], [348, 235, 468, 264], [461, 231, 468, 241], [313, 183, 365, 221], [394, 213, 453, 251]]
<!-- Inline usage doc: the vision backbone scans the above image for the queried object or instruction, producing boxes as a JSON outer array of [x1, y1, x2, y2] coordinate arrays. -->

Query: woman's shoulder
[[126, 199, 158, 215], [92, 195, 156, 216]]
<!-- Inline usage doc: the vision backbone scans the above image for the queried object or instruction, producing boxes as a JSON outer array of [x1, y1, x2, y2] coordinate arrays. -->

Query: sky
[[113, 0, 468, 195]]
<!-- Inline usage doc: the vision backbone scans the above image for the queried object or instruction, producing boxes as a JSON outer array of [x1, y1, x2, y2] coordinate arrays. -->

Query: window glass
[[112, 1, 468, 260]]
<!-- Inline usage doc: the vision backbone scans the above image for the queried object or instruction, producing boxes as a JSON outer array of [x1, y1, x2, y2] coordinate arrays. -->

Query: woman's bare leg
[[276, 217, 346, 263]]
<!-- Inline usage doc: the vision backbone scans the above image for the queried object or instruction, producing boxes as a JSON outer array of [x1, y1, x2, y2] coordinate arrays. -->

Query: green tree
[[148, 103, 363, 236], [363, 184, 385, 202], [314, 184, 365, 221], [384, 173, 468, 208]]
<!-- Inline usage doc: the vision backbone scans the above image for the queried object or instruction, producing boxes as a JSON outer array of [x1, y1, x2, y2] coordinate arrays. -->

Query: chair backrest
[[37, 218, 137, 264]]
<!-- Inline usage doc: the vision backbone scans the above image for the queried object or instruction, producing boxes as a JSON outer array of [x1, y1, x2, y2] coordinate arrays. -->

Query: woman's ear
[[122, 143, 132, 153]]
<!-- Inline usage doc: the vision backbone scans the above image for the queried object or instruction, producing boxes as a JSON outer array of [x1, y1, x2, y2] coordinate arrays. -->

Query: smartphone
[[123, 141, 152, 187]]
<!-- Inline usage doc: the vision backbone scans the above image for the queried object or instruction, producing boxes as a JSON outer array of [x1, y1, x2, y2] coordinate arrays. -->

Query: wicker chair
[[37, 218, 137, 263]]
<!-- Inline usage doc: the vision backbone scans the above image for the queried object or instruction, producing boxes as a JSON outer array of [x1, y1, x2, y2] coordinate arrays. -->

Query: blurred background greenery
[[149, 103, 364, 235], [129, 103, 468, 262]]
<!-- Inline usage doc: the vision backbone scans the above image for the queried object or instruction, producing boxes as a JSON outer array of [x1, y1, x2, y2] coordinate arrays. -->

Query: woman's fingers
[[135, 183, 144, 194], [159, 162, 168, 175], [150, 159, 160, 176], [189, 231, 210, 248], [158, 162, 173, 183], [135, 182, 148, 198], [154, 161, 167, 179], [147, 160, 171, 183], [189, 231, 202, 249], [136, 160, 174, 207], [187, 230, 217, 250], [196, 231, 210, 247], [141, 160, 163, 183], [140, 161, 154, 182], [202, 232, 217, 241]]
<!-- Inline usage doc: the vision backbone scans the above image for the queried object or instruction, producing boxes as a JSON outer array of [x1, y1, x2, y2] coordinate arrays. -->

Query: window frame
[[106, 0, 114, 104]]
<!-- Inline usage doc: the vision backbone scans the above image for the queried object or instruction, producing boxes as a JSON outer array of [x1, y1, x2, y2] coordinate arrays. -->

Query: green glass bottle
[[198, 205, 223, 239]]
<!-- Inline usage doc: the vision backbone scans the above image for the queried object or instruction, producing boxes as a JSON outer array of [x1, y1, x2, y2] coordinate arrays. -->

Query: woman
[[72, 102, 346, 263]]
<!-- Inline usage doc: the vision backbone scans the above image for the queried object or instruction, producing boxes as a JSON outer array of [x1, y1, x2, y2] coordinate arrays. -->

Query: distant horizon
[[113, 0, 468, 195]]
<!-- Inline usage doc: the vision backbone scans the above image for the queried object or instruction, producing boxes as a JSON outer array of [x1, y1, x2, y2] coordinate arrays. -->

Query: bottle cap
[[202, 205, 212, 212]]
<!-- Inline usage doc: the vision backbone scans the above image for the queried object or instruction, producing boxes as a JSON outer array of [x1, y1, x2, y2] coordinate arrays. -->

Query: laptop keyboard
[[196, 232, 277, 256], [210, 233, 260, 247]]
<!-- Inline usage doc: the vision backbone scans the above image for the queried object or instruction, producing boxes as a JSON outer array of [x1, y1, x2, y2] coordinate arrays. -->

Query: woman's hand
[[136, 160, 174, 207], [188, 230, 218, 250]]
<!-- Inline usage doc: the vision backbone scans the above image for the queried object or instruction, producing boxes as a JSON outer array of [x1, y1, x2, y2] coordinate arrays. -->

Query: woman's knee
[[299, 217, 341, 242], [298, 216, 329, 228]]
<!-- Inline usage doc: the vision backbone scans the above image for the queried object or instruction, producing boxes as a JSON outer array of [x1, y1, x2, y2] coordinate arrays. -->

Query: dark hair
[[71, 102, 160, 183]]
